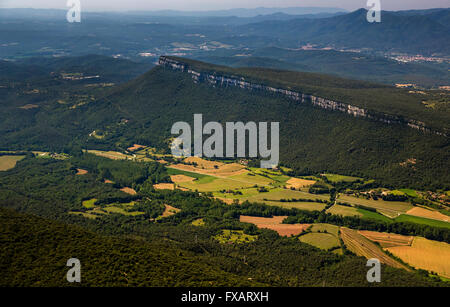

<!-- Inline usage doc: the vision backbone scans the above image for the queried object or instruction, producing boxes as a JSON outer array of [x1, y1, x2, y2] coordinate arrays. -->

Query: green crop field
[[322, 173, 362, 183], [299, 224, 342, 252], [399, 189, 419, 198], [179, 177, 255, 192], [395, 214, 450, 229], [300, 233, 341, 250], [167, 167, 213, 180], [338, 195, 413, 218], [82, 198, 97, 209], [213, 230, 257, 244], [245, 188, 329, 202], [356, 208, 394, 223], [213, 186, 329, 210], [192, 218, 205, 226], [309, 224, 340, 237], [327, 204, 362, 217], [103, 206, 145, 216]]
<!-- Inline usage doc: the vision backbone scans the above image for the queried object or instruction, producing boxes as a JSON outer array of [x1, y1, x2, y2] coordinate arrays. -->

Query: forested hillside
[[0, 58, 448, 190], [0, 207, 258, 287], [83, 63, 449, 190]]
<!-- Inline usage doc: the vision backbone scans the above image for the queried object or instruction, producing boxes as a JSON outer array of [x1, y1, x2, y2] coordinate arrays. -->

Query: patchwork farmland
[[339, 227, 410, 270]]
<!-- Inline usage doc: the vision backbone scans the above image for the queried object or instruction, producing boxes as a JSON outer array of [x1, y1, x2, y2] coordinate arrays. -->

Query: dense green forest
[[0, 207, 259, 287]]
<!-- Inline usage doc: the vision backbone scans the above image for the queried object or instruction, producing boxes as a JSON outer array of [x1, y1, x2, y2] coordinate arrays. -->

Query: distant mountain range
[[242, 8, 450, 55], [0, 8, 345, 24], [128, 7, 347, 17]]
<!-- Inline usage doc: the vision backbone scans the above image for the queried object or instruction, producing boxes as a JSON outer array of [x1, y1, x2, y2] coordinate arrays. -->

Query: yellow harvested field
[[76, 168, 88, 175], [240, 215, 310, 236], [104, 179, 114, 184], [87, 150, 131, 160], [153, 183, 175, 190], [340, 227, 409, 270], [230, 172, 273, 185], [386, 237, 450, 278], [285, 178, 316, 189], [120, 187, 137, 195], [358, 230, 414, 248], [157, 159, 168, 164], [0, 155, 25, 171], [170, 174, 196, 183], [184, 156, 223, 168], [406, 207, 450, 222], [192, 218, 205, 226]]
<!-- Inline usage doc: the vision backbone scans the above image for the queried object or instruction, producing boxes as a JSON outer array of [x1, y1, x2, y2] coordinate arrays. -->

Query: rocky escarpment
[[159, 56, 446, 137]]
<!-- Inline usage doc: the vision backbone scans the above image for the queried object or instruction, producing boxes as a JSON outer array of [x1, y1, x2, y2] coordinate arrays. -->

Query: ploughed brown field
[[76, 168, 88, 175], [240, 215, 310, 236], [127, 144, 146, 151], [120, 187, 137, 195]]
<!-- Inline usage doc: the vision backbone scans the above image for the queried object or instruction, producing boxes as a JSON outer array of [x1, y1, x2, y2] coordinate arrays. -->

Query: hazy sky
[[1, 0, 449, 11]]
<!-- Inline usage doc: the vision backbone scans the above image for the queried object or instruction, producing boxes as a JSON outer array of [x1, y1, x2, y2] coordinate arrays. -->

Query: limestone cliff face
[[159, 56, 445, 136]]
